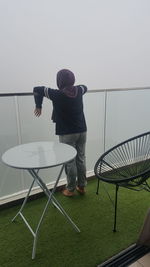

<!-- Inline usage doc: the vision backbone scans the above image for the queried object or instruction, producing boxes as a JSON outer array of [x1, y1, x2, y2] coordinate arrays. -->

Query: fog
[[0, 0, 150, 92]]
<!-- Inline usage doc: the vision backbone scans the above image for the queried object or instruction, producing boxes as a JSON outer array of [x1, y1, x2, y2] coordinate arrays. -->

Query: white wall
[[0, 0, 150, 93]]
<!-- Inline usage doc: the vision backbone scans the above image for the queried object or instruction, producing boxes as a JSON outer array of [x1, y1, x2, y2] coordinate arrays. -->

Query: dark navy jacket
[[33, 85, 87, 135]]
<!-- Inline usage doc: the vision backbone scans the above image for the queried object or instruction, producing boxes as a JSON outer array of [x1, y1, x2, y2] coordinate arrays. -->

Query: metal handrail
[[0, 92, 34, 97], [0, 86, 150, 97]]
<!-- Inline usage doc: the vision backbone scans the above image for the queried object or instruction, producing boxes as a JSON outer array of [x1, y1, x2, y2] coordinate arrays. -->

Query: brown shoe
[[76, 186, 86, 195], [62, 188, 75, 197]]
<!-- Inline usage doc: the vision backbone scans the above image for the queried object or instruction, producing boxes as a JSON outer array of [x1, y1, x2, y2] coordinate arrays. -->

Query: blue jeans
[[59, 132, 87, 191]]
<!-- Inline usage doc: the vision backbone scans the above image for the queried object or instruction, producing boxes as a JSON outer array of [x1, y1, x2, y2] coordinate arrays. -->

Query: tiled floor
[[129, 253, 150, 267]]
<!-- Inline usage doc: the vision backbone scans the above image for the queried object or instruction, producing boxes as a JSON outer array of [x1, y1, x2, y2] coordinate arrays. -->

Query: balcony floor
[[0, 178, 150, 267], [129, 252, 150, 267]]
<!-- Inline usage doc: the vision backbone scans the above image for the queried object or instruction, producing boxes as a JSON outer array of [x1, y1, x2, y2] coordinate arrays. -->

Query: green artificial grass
[[0, 179, 150, 267]]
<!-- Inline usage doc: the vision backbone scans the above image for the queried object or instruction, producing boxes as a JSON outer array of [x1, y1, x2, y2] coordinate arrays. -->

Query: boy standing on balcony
[[33, 69, 87, 196]]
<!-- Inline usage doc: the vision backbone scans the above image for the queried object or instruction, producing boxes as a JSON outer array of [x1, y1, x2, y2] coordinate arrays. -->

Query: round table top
[[2, 141, 77, 169]]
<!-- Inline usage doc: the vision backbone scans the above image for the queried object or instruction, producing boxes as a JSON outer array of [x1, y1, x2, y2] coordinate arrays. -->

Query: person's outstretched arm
[[33, 86, 58, 117], [33, 86, 45, 117], [79, 85, 88, 94]]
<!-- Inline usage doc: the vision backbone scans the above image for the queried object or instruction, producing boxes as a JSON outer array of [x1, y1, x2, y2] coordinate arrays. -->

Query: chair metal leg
[[96, 178, 100, 194], [113, 184, 119, 232]]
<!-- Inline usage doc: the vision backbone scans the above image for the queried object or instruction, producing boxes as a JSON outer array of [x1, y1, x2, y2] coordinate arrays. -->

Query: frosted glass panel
[[17, 93, 105, 190], [18, 96, 64, 189], [18, 96, 57, 143], [84, 92, 105, 170], [105, 90, 150, 150], [0, 97, 23, 198], [1, 89, 150, 201]]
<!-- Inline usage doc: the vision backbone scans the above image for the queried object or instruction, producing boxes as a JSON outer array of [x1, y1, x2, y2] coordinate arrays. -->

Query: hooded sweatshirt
[[33, 69, 87, 135]]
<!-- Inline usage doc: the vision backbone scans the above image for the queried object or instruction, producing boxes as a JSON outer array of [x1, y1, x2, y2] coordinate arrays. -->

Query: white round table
[[2, 141, 77, 169], [2, 141, 80, 259]]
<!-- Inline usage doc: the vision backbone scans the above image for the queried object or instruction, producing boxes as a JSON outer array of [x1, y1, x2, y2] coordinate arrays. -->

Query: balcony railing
[[1, 86, 150, 204]]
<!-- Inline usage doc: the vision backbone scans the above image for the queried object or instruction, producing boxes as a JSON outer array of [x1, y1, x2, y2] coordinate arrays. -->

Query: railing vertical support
[[14, 96, 22, 145], [103, 90, 107, 153], [14, 96, 24, 189]]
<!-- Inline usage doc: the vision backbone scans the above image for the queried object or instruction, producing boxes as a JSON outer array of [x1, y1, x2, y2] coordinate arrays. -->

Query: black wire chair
[[94, 131, 150, 232]]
